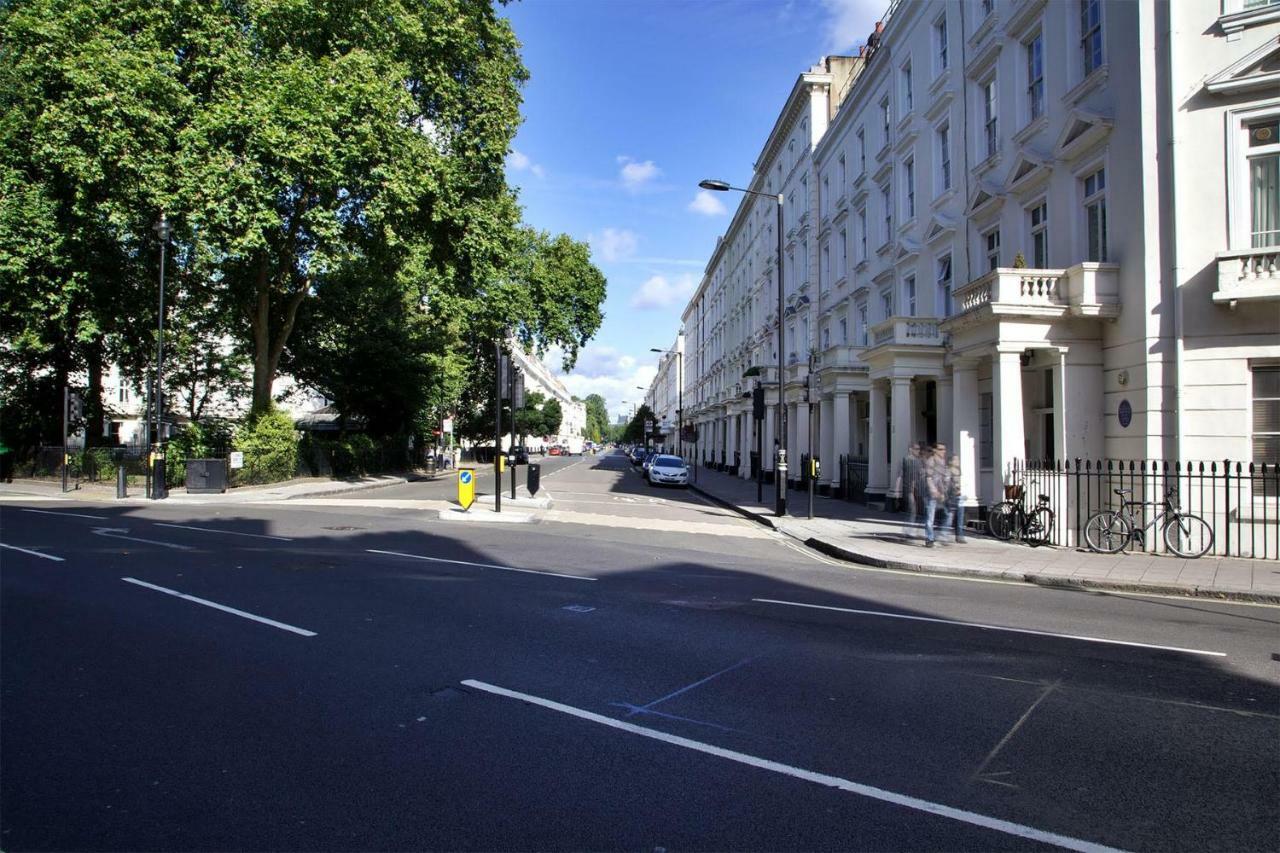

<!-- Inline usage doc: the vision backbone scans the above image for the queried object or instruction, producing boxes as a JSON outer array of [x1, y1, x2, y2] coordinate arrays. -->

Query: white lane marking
[[91, 527, 193, 551], [365, 549, 596, 581], [752, 598, 1227, 658], [154, 523, 293, 542], [0, 542, 65, 562], [121, 578, 316, 637], [22, 508, 108, 521], [462, 679, 1126, 853]]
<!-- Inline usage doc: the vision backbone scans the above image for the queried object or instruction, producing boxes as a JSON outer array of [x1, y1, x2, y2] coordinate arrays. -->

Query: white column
[[764, 405, 776, 471], [867, 382, 889, 496], [833, 392, 851, 465], [727, 414, 738, 471], [937, 374, 953, 453], [819, 397, 835, 485], [951, 360, 979, 507], [993, 347, 1026, 492], [889, 376, 913, 498], [741, 413, 753, 478]]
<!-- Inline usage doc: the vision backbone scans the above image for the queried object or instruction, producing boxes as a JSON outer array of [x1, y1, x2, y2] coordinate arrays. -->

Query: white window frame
[[936, 254, 953, 316], [1082, 166, 1108, 262], [982, 77, 999, 159], [904, 274, 917, 316], [880, 183, 893, 244], [880, 287, 895, 321], [881, 98, 892, 149], [857, 127, 867, 175], [856, 303, 869, 346], [1253, 364, 1280, 475], [858, 208, 868, 260], [937, 121, 952, 193], [934, 15, 949, 75], [839, 317, 849, 344], [1029, 200, 1049, 267], [1026, 31, 1045, 123], [983, 226, 1001, 271], [904, 157, 916, 220], [838, 228, 848, 278], [902, 60, 914, 114], [1080, 0, 1103, 78], [1227, 102, 1280, 249]]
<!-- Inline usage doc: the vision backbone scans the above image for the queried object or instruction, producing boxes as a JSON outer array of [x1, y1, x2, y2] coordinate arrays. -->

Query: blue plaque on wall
[[1118, 399, 1132, 429]]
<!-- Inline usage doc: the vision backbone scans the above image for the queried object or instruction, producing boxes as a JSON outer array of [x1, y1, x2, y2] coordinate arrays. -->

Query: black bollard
[[116, 464, 128, 499]]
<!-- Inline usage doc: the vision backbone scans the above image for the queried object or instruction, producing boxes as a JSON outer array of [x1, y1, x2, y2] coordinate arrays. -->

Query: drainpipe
[[1166, 3, 1186, 465]]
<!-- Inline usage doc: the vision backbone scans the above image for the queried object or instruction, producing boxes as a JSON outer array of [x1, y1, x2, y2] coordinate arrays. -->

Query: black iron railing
[[838, 454, 869, 503], [1010, 459, 1279, 560]]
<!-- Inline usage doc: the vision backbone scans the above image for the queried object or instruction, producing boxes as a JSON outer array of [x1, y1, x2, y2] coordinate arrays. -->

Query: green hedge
[[232, 409, 299, 486]]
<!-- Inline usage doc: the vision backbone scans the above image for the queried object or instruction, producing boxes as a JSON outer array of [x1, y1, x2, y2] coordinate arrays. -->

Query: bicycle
[[987, 485, 1054, 547], [1084, 487, 1214, 558]]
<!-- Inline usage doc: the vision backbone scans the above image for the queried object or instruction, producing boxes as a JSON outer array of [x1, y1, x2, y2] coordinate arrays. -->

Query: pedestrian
[[948, 454, 966, 543], [897, 443, 923, 537], [922, 443, 954, 547]]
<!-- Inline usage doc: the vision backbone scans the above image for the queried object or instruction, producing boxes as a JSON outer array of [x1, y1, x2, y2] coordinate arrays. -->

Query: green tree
[[583, 393, 608, 442]]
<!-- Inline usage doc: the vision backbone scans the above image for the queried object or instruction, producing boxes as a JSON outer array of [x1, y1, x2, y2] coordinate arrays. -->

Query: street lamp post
[[699, 179, 786, 516], [152, 213, 170, 500], [650, 347, 683, 460]]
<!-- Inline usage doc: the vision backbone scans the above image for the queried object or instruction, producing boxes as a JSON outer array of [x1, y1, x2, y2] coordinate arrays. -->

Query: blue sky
[[500, 0, 882, 423]]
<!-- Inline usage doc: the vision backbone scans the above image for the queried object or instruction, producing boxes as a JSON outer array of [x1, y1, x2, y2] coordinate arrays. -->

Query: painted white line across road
[[155, 523, 294, 542], [751, 598, 1226, 658], [22, 508, 108, 521], [121, 578, 316, 637], [92, 528, 193, 551], [462, 679, 1126, 853], [0, 542, 65, 562], [366, 549, 596, 581]]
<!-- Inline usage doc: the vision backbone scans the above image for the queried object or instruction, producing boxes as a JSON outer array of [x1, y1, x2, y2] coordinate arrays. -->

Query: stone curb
[[278, 476, 409, 500], [691, 482, 1280, 605]]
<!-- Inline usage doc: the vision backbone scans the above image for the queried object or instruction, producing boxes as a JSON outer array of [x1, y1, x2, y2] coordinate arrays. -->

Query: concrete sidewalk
[[0, 473, 412, 504], [688, 465, 1280, 604]]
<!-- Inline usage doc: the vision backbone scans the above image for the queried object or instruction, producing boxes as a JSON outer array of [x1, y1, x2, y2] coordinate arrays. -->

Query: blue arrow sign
[[460, 470, 473, 485]]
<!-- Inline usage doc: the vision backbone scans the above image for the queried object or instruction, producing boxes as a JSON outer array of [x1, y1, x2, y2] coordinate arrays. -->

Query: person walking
[[947, 453, 966, 543], [897, 443, 924, 538], [922, 443, 954, 547]]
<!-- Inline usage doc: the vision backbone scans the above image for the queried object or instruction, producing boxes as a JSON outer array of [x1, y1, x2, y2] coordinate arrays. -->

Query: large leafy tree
[[583, 393, 608, 441]]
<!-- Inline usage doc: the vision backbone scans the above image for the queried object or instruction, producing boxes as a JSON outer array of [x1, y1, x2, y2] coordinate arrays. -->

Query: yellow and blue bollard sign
[[457, 467, 476, 510]]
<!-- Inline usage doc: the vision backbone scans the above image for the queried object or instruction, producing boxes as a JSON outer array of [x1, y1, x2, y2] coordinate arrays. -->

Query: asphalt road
[[2, 450, 1278, 851]]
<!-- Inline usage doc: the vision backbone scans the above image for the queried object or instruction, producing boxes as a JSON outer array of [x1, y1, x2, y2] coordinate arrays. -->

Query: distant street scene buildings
[[653, 0, 1279, 532]]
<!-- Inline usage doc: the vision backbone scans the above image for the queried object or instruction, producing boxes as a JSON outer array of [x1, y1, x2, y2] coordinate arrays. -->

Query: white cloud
[[819, 0, 883, 53], [549, 345, 658, 424], [688, 190, 728, 217], [617, 155, 661, 192], [630, 273, 698, 310], [588, 227, 639, 263], [506, 149, 546, 178]]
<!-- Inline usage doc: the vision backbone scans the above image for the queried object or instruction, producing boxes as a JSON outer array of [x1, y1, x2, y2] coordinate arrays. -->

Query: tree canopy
[[0, 0, 608, 454]]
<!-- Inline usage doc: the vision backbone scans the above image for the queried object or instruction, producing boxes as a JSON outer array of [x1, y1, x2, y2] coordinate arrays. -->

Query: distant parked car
[[548, 446, 562, 456], [647, 454, 689, 487], [642, 451, 659, 473], [510, 446, 529, 465]]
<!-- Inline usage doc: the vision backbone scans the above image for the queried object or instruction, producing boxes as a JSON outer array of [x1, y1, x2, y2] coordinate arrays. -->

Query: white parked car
[[647, 454, 689, 487]]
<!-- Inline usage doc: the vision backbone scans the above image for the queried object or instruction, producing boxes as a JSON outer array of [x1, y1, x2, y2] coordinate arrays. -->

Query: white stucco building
[[509, 343, 587, 452], [643, 333, 685, 454], [679, 0, 1279, 524]]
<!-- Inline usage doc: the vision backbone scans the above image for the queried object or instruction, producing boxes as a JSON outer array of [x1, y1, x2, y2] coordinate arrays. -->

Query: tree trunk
[[85, 340, 105, 448], [250, 260, 273, 414]]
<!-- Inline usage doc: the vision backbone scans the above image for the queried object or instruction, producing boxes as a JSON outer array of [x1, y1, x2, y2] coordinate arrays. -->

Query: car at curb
[[646, 454, 689, 487]]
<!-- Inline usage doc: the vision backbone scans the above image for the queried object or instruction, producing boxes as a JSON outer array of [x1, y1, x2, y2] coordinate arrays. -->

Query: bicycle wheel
[[1165, 514, 1214, 558], [1084, 511, 1130, 554], [1023, 506, 1055, 547], [987, 501, 1018, 540]]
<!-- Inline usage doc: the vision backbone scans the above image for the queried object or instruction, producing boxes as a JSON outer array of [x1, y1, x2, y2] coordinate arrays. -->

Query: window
[[838, 229, 848, 278], [1081, 0, 1102, 76], [1255, 367, 1280, 487], [1030, 201, 1049, 267], [881, 98, 891, 147], [839, 317, 848, 344], [935, 16, 949, 72], [904, 157, 916, 219], [880, 287, 894, 320], [857, 128, 866, 174], [983, 79, 999, 158], [938, 122, 952, 192], [1026, 32, 1044, 122], [936, 254, 953, 316], [881, 184, 893, 243], [822, 245, 830, 284], [857, 303, 869, 345], [838, 154, 846, 190], [902, 61, 914, 113], [904, 275, 917, 316], [822, 176, 829, 217], [979, 392, 993, 467], [858, 208, 868, 260], [823, 326, 830, 349], [984, 227, 1001, 271], [1248, 118, 1279, 247], [118, 386, 129, 403], [980, 0, 994, 18], [1083, 167, 1108, 261]]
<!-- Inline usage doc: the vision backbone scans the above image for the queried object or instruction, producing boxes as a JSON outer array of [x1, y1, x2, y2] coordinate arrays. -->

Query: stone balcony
[[952, 262, 1120, 320], [813, 344, 869, 370], [1215, 246, 1280, 305], [868, 316, 945, 349]]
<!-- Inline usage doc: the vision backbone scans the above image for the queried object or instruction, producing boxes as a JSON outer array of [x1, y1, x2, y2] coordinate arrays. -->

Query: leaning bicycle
[[1084, 487, 1214, 558], [987, 486, 1054, 547]]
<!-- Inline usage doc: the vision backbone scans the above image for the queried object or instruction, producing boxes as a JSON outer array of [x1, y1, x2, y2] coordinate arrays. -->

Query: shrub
[[233, 408, 299, 486], [79, 447, 115, 482]]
